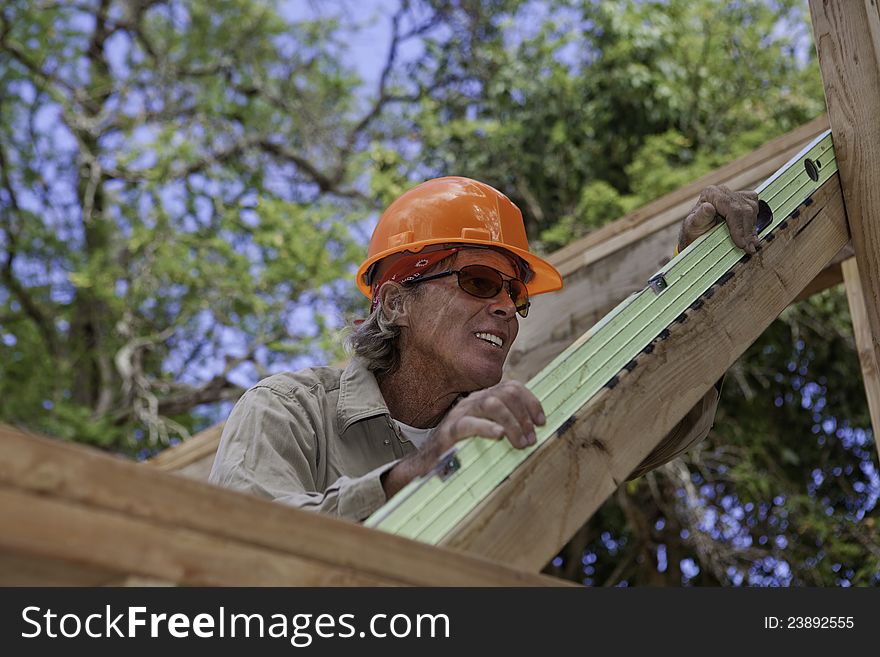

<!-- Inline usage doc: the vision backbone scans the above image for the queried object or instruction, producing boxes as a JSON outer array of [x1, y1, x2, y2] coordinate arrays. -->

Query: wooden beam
[[843, 258, 880, 462], [148, 423, 223, 480], [0, 425, 568, 586], [507, 116, 830, 382], [793, 261, 842, 303], [0, 486, 394, 586], [810, 1, 880, 432], [440, 175, 849, 570], [0, 546, 122, 586], [792, 244, 853, 303]]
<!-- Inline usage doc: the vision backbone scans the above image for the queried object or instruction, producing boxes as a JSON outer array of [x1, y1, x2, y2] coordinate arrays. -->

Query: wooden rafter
[[550, 115, 831, 274], [148, 423, 223, 480]]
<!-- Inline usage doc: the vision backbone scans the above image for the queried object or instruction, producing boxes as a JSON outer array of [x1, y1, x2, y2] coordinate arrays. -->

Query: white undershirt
[[393, 420, 436, 450]]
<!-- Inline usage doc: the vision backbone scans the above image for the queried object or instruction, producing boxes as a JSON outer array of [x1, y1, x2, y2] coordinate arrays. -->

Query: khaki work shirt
[[209, 358, 414, 521], [209, 358, 720, 522]]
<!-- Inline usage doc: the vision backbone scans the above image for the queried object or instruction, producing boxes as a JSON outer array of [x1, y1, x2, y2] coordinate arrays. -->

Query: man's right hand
[[381, 380, 546, 499]]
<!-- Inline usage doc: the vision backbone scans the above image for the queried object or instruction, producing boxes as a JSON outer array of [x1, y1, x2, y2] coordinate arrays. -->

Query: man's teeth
[[475, 332, 503, 348]]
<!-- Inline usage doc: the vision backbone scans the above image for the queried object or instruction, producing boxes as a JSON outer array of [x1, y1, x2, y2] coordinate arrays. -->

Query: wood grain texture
[[0, 546, 121, 587], [0, 486, 393, 586], [810, 0, 880, 396], [792, 244, 853, 303], [0, 425, 568, 586], [441, 175, 849, 570], [843, 257, 880, 461]]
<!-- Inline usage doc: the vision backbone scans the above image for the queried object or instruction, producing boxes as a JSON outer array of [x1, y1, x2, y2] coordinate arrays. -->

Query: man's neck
[[378, 360, 462, 429]]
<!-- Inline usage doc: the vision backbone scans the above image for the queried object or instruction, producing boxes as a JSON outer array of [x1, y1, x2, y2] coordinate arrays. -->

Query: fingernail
[[537, 412, 546, 425], [527, 431, 536, 445]]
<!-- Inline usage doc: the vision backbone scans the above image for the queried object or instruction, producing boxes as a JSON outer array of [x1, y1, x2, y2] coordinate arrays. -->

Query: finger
[[725, 203, 759, 253], [476, 395, 533, 448], [498, 380, 546, 426], [460, 412, 533, 449], [728, 216, 746, 250], [740, 202, 759, 253], [688, 201, 717, 231], [680, 202, 718, 250], [450, 417, 506, 443], [739, 189, 758, 202], [490, 384, 542, 445], [701, 186, 735, 218]]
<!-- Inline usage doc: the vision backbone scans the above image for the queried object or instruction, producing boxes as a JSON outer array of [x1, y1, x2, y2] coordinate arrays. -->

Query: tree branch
[[257, 138, 369, 200], [336, 7, 441, 178], [155, 376, 245, 417]]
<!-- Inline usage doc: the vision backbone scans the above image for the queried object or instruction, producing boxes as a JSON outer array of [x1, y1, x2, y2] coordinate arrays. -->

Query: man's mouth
[[475, 332, 504, 349]]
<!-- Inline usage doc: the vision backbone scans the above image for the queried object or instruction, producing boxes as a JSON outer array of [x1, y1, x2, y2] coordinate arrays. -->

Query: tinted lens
[[458, 265, 530, 318], [508, 279, 530, 318], [458, 265, 504, 298]]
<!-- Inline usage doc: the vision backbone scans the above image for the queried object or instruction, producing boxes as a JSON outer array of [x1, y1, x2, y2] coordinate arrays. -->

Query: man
[[209, 176, 759, 521]]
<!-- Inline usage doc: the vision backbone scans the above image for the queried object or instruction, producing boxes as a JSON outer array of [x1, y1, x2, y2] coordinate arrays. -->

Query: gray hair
[[348, 253, 456, 377], [347, 299, 409, 378]]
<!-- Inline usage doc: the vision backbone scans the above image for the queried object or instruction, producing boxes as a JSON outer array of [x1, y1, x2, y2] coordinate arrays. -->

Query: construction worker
[[209, 177, 759, 521]]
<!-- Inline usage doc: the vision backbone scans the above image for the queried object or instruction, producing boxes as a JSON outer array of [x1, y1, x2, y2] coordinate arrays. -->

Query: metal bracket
[[647, 274, 668, 295], [431, 448, 461, 482]]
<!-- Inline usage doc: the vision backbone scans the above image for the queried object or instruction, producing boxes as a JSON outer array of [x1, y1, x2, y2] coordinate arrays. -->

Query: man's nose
[[487, 287, 517, 318]]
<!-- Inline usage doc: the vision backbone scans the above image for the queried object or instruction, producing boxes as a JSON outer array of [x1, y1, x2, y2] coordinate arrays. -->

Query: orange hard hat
[[356, 176, 563, 299]]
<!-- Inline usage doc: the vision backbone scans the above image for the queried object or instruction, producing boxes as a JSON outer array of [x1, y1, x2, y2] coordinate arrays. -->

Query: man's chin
[[462, 365, 504, 391]]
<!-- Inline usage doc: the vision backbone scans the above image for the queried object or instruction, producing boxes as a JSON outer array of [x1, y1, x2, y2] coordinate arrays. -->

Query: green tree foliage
[[400, 0, 824, 249], [0, 0, 396, 452], [1, 0, 876, 585]]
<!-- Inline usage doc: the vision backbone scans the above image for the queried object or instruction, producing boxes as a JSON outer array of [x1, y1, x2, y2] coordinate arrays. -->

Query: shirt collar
[[337, 357, 390, 436]]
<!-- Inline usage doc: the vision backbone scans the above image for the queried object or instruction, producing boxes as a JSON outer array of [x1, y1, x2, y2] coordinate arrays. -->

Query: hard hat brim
[[356, 238, 563, 299]]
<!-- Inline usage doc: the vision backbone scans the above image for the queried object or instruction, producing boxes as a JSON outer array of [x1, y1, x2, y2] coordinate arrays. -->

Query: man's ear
[[378, 282, 410, 327]]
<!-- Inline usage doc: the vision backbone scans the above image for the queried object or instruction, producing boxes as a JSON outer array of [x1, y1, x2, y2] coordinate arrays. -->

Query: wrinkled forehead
[[374, 245, 523, 280], [451, 248, 520, 277]]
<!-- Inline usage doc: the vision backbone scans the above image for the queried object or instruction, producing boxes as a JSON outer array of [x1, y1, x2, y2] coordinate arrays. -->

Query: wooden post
[[842, 258, 880, 461], [810, 0, 880, 442]]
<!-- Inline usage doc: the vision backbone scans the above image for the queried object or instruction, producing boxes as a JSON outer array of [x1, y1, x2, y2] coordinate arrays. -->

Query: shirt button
[[383, 439, 391, 445]]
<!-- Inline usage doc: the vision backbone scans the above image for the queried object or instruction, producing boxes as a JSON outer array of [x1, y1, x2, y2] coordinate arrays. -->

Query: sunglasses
[[403, 264, 530, 318]]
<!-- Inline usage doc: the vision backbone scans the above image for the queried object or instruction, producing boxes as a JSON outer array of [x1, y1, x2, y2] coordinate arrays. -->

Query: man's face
[[398, 249, 521, 391]]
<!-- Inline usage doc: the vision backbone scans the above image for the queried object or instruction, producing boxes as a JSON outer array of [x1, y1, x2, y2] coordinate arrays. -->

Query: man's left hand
[[679, 185, 760, 254]]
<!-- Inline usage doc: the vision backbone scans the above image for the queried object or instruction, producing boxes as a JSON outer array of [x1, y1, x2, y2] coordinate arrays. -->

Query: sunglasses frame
[[402, 264, 530, 318]]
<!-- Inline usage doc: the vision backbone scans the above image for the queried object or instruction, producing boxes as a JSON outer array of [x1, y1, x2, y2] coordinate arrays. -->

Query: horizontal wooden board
[[0, 425, 568, 586]]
